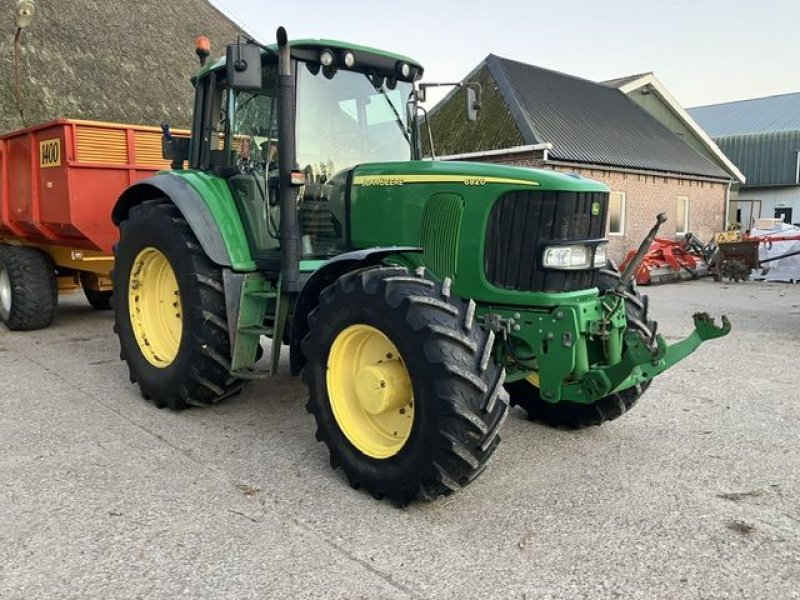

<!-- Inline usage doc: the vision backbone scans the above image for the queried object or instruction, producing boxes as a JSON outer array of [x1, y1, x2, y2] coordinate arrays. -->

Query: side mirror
[[226, 42, 262, 90], [466, 86, 481, 121]]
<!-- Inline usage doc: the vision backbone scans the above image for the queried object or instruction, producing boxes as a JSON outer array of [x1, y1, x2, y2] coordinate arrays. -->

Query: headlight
[[542, 245, 590, 270], [593, 243, 607, 268], [396, 61, 411, 79], [320, 49, 335, 67], [542, 243, 608, 270]]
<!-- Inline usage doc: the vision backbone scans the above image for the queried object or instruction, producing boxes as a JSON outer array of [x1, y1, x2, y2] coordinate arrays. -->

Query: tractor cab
[[185, 37, 423, 271]]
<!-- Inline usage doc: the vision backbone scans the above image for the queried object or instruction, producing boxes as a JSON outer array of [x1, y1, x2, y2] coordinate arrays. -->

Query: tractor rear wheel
[[0, 245, 58, 331], [302, 266, 509, 504], [112, 199, 242, 409], [506, 263, 656, 429]]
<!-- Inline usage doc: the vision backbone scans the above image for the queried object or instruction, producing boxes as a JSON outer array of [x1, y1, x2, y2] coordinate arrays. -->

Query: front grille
[[484, 190, 608, 292]]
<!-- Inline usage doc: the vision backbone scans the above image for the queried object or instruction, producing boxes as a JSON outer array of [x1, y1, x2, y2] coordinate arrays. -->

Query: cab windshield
[[296, 65, 415, 182]]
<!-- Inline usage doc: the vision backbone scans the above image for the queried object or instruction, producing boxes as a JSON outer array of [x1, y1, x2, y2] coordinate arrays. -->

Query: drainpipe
[[724, 180, 732, 228]]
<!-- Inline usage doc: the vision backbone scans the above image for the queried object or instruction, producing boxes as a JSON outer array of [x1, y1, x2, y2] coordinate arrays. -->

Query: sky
[[209, 0, 799, 109]]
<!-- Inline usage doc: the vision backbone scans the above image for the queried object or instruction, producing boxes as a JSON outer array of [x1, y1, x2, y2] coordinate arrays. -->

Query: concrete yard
[[1, 279, 798, 599]]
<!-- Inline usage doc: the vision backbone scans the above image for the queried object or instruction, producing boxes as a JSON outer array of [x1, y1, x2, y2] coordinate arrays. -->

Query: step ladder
[[229, 273, 289, 379]]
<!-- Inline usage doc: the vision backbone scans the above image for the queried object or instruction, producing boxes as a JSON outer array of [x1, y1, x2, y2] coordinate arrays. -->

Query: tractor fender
[[112, 174, 232, 267], [289, 246, 422, 375]]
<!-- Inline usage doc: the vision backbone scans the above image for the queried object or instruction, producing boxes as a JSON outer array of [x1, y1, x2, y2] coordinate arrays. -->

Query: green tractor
[[111, 29, 730, 504]]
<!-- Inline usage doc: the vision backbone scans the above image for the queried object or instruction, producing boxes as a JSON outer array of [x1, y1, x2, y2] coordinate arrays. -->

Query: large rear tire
[[0, 245, 57, 331], [301, 266, 509, 504], [112, 199, 243, 409], [506, 263, 657, 429]]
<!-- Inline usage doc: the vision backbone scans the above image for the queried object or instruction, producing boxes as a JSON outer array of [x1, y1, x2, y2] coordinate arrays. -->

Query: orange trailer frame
[[0, 118, 187, 295]]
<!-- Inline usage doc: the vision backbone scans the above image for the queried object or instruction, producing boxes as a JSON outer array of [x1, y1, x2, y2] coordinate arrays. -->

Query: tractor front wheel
[[302, 266, 509, 504], [112, 199, 242, 409], [506, 263, 657, 429]]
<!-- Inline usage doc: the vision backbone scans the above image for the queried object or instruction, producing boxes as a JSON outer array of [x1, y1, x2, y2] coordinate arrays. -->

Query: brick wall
[[463, 152, 729, 261]]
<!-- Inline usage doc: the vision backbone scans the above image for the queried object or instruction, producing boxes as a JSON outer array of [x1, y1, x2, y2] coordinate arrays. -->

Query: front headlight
[[542, 245, 591, 270], [593, 243, 607, 268], [542, 243, 608, 270]]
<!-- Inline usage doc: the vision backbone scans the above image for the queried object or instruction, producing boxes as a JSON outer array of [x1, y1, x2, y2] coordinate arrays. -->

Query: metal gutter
[[543, 159, 734, 184], [437, 143, 553, 161]]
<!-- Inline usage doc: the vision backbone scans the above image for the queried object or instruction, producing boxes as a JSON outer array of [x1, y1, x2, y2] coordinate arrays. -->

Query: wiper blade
[[369, 75, 410, 144]]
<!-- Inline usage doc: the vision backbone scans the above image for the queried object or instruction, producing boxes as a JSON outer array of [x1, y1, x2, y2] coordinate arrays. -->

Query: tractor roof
[[197, 38, 424, 80]]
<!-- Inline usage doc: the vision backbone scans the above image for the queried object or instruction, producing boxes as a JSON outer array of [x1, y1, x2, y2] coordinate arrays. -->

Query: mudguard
[[289, 246, 421, 375], [112, 172, 256, 271]]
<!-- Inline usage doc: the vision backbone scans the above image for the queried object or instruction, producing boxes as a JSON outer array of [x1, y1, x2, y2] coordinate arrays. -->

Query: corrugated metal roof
[[688, 92, 800, 136], [487, 56, 730, 179], [602, 72, 653, 89], [715, 131, 800, 187]]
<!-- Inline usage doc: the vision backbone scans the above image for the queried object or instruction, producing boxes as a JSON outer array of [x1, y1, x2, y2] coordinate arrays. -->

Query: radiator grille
[[484, 190, 608, 292], [419, 193, 464, 279]]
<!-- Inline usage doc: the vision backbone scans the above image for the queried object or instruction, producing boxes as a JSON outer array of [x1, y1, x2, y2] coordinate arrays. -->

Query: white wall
[[734, 186, 800, 228]]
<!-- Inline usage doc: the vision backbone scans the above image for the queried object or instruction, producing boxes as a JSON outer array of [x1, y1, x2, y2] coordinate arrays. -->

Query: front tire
[[302, 266, 509, 505], [506, 263, 657, 429], [0, 245, 57, 331], [112, 199, 242, 409]]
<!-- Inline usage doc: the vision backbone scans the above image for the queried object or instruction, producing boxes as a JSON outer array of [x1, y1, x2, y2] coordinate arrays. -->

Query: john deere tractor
[[111, 28, 730, 504]]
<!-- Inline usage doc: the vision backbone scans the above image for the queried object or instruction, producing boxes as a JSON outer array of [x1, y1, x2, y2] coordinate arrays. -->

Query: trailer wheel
[[84, 288, 113, 310], [0, 245, 58, 331], [301, 266, 509, 504], [112, 199, 243, 409], [506, 263, 657, 429]]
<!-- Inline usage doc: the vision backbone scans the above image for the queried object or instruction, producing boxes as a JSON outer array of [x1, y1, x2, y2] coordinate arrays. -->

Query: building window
[[676, 196, 689, 235], [608, 192, 625, 235]]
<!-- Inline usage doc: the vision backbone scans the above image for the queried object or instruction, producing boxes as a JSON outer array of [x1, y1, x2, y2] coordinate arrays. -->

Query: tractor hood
[[351, 161, 609, 193]]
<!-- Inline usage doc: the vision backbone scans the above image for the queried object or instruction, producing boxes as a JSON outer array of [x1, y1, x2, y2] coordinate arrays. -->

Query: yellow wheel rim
[[326, 324, 415, 459], [128, 247, 183, 368]]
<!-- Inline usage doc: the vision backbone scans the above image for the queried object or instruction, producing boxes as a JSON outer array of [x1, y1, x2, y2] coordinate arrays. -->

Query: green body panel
[[172, 155, 728, 404], [166, 170, 257, 272], [349, 160, 606, 305]]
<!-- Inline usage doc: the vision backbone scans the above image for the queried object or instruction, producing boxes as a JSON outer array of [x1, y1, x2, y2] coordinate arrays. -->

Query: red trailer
[[0, 119, 188, 330]]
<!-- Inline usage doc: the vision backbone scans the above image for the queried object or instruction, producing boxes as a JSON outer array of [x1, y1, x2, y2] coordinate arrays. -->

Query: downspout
[[724, 180, 732, 228]]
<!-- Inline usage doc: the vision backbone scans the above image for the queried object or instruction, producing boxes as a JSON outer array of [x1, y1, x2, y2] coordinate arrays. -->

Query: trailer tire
[[506, 263, 657, 429], [301, 266, 509, 505], [0, 245, 58, 331], [84, 288, 113, 310], [112, 199, 243, 410]]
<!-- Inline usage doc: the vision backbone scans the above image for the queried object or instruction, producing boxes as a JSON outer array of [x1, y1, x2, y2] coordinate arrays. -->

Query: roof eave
[[616, 74, 746, 184]]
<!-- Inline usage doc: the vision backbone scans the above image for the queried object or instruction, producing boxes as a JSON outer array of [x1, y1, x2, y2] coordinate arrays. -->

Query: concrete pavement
[[1, 279, 798, 599]]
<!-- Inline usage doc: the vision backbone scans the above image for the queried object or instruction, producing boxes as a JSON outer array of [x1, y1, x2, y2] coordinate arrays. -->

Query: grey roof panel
[[602, 72, 652, 88], [715, 131, 800, 187], [688, 92, 800, 136], [487, 56, 730, 179]]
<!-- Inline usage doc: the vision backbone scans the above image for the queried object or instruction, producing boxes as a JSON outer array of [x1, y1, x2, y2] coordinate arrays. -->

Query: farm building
[[689, 93, 800, 229], [0, 0, 240, 133], [427, 56, 741, 259]]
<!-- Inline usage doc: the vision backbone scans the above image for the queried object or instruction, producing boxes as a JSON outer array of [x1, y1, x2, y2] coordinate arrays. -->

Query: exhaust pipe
[[277, 26, 300, 291]]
